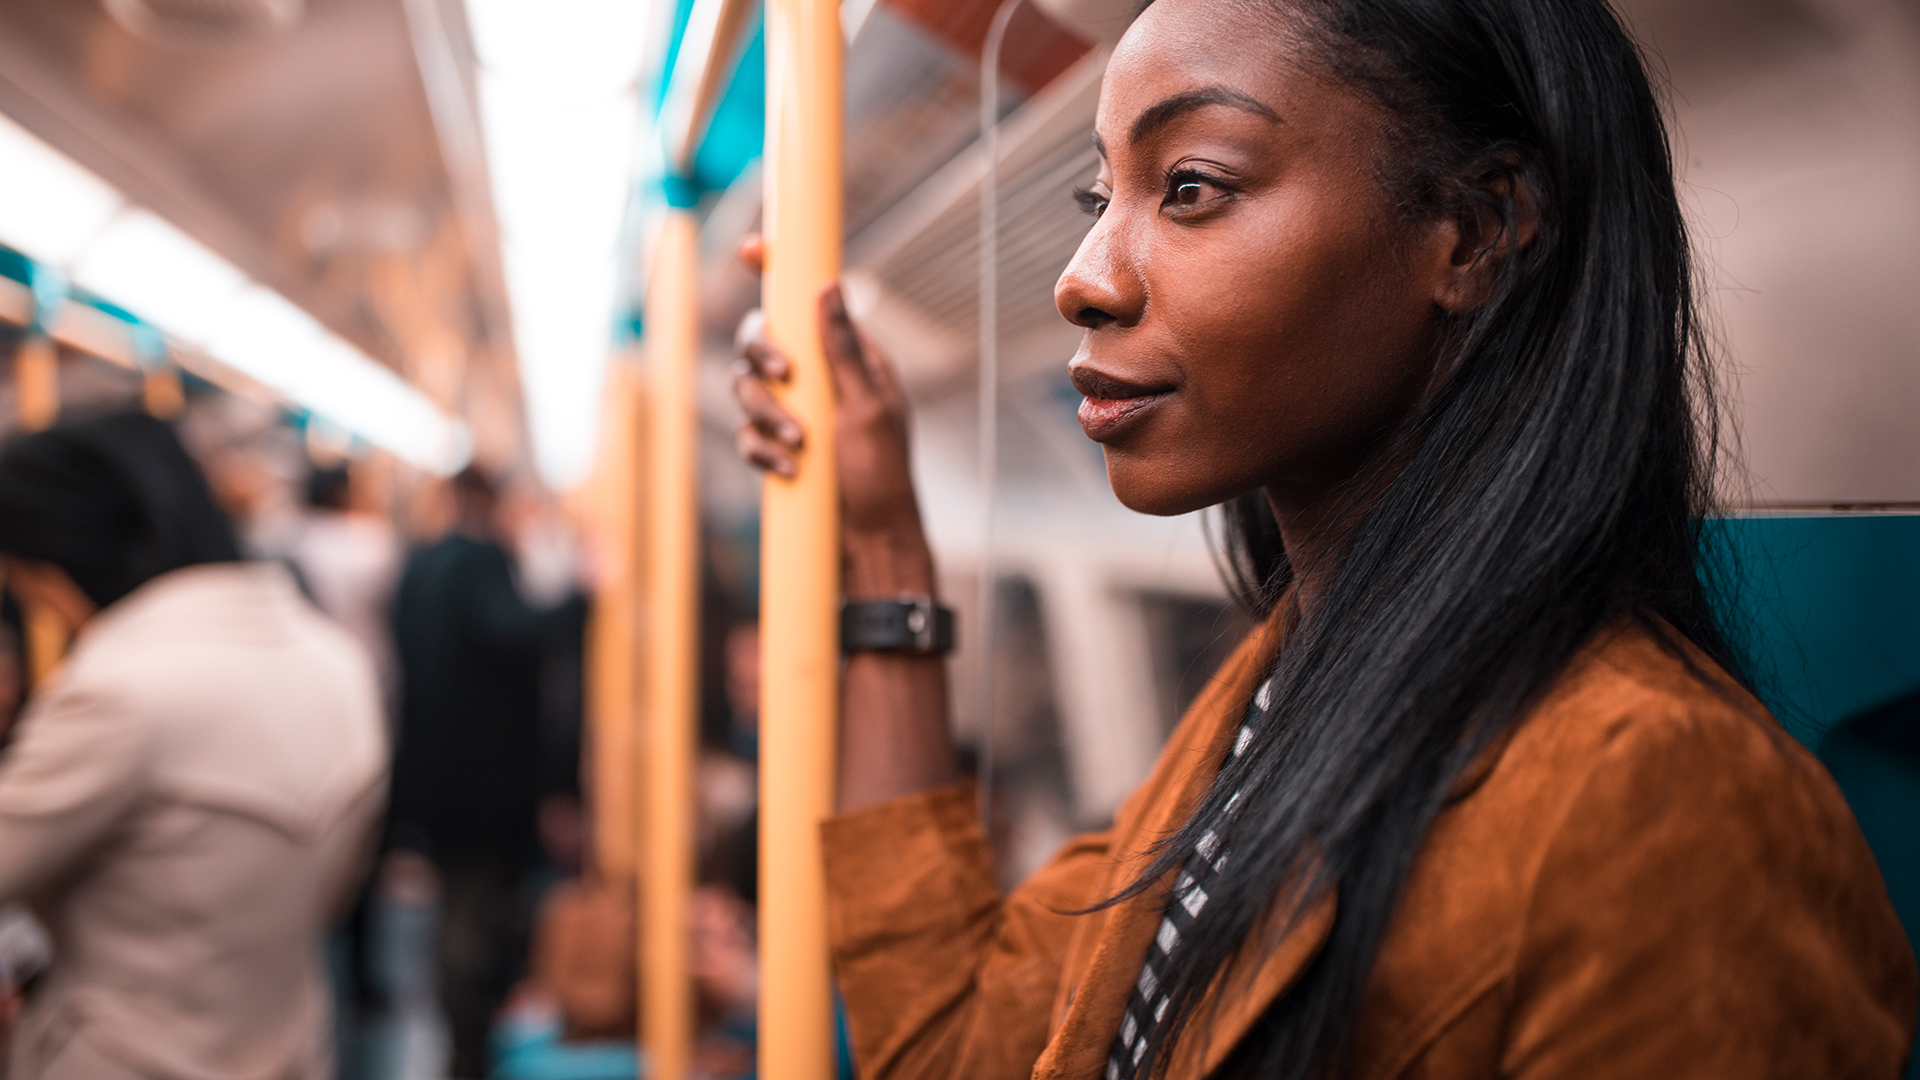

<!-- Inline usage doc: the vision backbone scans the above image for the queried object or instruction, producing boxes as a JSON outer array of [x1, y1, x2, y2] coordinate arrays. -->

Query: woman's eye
[[1072, 186, 1109, 218], [1163, 171, 1228, 210]]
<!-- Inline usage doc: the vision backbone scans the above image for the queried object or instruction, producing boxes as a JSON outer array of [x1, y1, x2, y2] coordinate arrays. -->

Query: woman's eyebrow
[[1128, 87, 1282, 144]]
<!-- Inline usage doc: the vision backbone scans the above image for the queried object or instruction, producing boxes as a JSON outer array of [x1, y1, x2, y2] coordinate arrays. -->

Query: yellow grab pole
[[587, 360, 645, 890], [143, 368, 186, 419], [15, 336, 58, 431], [14, 336, 68, 687], [760, 0, 843, 1078], [23, 604, 68, 691], [641, 210, 701, 1080]]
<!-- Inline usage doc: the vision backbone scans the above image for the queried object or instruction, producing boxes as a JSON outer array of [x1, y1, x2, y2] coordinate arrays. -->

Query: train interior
[[0, 0, 1916, 1076]]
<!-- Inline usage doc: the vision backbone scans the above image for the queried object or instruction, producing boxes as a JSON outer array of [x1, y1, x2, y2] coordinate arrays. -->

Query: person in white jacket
[[0, 412, 387, 1080]]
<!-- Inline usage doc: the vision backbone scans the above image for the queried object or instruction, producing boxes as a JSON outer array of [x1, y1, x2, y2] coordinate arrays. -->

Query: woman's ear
[[1434, 155, 1539, 315]]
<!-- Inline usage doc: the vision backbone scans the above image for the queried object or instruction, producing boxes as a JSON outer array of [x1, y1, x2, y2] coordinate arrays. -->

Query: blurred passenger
[[0, 607, 44, 1061], [718, 621, 760, 762], [688, 885, 757, 1080], [388, 465, 584, 1080], [697, 621, 759, 862], [177, 396, 306, 560], [690, 814, 759, 1080], [287, 464, 401, 707], [285, 463, 404, 1077], [0, 412, 387, 1080], [503, 491, 591, 896], [0, 603, 23, 740]]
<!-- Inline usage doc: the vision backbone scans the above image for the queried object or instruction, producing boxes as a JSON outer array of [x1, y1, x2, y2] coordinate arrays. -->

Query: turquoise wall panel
[[1708, 513, 1920, 745], [1710, 513, 1920, 1074]]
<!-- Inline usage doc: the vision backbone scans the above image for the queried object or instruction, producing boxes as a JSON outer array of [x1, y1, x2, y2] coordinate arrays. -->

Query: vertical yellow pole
[[13, 336, 67, 687], [642, 211, 700, 1080], [22, 602, 68, 691], [143, 369, 186, 419], [587, 361, 645, 891], [15, 337, 58, 432], [761, 1, 842, 1078]]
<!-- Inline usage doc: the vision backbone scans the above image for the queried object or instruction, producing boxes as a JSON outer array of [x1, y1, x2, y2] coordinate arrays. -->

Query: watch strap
[[841, 596, 955, 656]]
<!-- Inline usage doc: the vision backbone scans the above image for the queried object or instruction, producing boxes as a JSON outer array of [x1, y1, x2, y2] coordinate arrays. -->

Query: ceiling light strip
[[0, 113, 469, 473]]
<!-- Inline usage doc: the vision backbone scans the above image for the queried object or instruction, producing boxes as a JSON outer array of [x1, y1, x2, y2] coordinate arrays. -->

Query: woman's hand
[[731, 238, 957, 809], [732, 240, 935, 597]]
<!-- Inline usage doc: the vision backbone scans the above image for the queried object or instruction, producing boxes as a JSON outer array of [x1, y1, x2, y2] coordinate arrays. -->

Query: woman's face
[[1057, 0, 1461, 521]]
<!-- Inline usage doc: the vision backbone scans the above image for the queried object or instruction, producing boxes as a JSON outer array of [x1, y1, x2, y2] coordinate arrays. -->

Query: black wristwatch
[[841, 596, 955, 656]]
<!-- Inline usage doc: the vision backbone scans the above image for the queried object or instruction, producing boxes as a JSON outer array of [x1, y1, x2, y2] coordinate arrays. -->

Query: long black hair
[[0, 412, 241, 609], [1132, 1, 1743, 1076]]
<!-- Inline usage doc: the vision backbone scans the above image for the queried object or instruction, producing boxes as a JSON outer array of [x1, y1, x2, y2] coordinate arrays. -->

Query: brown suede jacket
[[822, 616, 1918, 1080]]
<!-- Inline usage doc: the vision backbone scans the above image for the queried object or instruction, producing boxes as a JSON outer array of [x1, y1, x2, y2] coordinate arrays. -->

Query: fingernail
[[777, 459, 796, 478], [736, 309, 765, 350], [781, 422, 802, 444]]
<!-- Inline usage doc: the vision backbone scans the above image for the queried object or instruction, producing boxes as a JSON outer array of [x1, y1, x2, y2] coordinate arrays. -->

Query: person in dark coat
[[388, 466, 583, 1079]]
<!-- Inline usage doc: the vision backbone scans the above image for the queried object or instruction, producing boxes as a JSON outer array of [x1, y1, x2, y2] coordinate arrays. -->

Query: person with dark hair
[[731, 1, 1917, 1077], [306, 463, 353, 514], [0, 412, 387, 1079], [388, 465, 585, 1079], [288, 462, 401, 705], [0, 412, 242, 611]]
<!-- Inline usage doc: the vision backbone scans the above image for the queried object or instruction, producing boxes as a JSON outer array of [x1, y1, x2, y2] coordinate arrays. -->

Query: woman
[[0, 412, 386, 1079], [735, 0, 1917, 1077]]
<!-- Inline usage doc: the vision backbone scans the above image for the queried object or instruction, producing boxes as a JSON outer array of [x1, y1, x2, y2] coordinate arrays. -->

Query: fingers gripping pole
[[643, 210, 701, 1080], [761, 0, 843, 1078]]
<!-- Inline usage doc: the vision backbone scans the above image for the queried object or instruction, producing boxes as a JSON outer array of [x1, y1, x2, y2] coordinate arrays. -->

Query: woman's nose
[[1055, 218, 1145, 331]]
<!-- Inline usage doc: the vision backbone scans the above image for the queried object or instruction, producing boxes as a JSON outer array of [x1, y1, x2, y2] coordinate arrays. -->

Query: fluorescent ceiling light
[[72, 209, 247, 347], [210, 287, 470, 473], [464, 0, 653, 489], [464, 0, 650, 98], [0, 114, 124, 267], [0, 111, 469, 474]]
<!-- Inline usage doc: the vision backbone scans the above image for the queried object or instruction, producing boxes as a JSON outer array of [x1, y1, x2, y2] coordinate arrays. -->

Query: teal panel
[[1825, 724, 1920, 931], [0, 245, 31, 286], [68, 287, 142, 329], [1709, 513, 1920, 1074], [691, 23, 765, 194], [1822, 711, 1920, 1080], [1706, 513, 1920, 746], [652, 0, 701, 114], [0, 244, 146, 327], [645, 0, 764, 196]]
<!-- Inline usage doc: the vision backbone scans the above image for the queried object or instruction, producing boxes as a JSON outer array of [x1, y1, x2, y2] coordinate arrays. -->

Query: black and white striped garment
[[1106, 673, 1278, 1080]]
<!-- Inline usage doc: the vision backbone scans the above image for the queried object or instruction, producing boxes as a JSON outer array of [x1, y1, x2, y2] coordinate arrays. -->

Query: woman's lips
[[1069, 366, 1173, 441], [1077, 391, 1169, 441]]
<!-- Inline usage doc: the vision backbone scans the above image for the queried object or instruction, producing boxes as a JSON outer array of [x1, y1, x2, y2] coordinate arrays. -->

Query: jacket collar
[[1037, 603, 1338, 1079]]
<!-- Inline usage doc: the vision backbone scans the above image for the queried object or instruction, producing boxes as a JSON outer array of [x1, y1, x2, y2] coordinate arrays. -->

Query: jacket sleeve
[[822, 783, 1113, 1080], [0, 677, 149, 901], [1503, 714, 1919, 1080]]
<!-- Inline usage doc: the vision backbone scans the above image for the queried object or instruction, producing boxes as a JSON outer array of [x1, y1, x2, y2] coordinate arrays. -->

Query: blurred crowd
[[0, 402, 772, 1080]]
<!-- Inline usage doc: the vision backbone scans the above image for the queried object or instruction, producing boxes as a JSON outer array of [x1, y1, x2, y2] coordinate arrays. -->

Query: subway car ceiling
[[0, 0, 512, 468]]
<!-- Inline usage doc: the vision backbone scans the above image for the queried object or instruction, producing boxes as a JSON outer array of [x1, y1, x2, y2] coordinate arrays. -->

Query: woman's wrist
[[843, 525, 937, 598]]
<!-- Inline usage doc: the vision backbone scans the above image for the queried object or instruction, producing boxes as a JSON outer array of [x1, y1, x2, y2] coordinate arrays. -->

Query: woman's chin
[[1103, 456, 1225, 518]]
